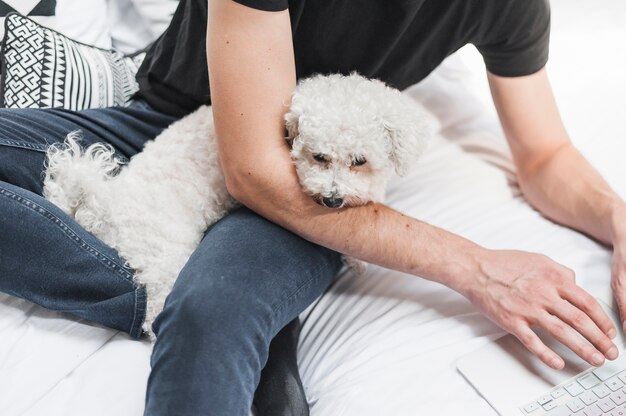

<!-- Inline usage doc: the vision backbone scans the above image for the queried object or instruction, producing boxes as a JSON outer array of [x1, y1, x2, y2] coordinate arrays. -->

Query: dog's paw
[[342, 255, 368, 275]]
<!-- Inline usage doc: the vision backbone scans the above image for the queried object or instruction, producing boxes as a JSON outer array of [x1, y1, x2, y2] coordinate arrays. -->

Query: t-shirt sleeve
[[231, 0, 288, 12], [475, 0, 551, 77]]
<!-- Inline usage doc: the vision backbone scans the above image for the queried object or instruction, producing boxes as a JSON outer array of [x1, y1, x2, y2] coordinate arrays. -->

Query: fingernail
[[593, 352, 605, 366], [608, 327, 617, 339], [551, 358, 564, 370], [623, 321, 626, 333], [607, 346, 619, 360]]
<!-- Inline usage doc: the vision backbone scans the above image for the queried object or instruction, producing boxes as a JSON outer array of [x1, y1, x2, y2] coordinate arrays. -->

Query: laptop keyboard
[[521, 354, 626, 415]]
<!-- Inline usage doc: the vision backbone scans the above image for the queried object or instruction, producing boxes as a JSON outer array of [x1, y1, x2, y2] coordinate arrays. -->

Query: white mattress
[[2, 1, 625, 414]]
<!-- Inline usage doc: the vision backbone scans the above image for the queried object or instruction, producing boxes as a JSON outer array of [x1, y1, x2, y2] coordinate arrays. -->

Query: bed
[[1, 1, 625, 415]]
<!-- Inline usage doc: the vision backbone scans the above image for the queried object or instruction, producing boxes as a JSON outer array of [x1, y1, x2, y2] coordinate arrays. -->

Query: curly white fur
[[43, 73, 435, 338]]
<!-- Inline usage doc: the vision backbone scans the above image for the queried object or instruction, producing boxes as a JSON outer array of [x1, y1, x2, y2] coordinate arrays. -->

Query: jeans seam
[[0, 138, 49, 152], [130, 286, 147, 338], [0, 185, 135, 285], [271, 262, 326, 318], [132, 289, 139, 337]]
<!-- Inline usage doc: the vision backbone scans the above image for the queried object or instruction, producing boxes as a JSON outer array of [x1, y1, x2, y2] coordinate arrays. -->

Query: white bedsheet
[[299, 62, 622, 416], [1, 1, 625, 414]]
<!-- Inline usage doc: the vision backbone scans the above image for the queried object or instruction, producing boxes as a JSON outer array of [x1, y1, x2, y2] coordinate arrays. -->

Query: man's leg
[[146, 206, 343, 415], [0, 103, 342, 413], [254, 318, 310, 416], [0, 102, 177, 336]]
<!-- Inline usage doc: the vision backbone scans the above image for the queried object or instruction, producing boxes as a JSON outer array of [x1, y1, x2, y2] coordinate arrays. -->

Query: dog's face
[[285, 73, 435, 209], [288, 117, 394, 208]]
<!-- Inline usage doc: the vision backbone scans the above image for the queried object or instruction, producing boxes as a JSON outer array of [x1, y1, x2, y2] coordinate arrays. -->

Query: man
[[1, 0, 625, 415]]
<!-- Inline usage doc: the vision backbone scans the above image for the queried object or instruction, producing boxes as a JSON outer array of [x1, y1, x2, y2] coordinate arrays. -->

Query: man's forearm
[[518, 142, 626, 246], [206, 0, 486, 295], [227, 149, 485, 296], [487, 70, 626, 247]]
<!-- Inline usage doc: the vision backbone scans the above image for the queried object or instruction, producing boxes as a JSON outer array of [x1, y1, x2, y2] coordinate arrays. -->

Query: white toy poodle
[[43, 73, 435, 337]]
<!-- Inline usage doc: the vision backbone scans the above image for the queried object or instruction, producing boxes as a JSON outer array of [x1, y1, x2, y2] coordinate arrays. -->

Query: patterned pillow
[[0, 13, 144, 110], [0, 0, 56, 41]]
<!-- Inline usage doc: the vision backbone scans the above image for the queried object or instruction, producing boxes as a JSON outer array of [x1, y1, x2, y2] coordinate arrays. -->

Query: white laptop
[[457, 299, 626, 416]]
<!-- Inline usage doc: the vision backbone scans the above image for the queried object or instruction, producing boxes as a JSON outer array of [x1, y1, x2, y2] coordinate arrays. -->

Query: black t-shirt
[[135, 0, 550, 117]]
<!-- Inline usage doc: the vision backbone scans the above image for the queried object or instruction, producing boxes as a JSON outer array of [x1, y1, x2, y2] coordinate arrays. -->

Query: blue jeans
[[0, 101, 343, 415]]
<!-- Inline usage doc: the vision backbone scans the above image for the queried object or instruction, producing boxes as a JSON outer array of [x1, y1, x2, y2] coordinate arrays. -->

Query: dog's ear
[[284, 108, 300, 147], [382, 94, 435, 176]]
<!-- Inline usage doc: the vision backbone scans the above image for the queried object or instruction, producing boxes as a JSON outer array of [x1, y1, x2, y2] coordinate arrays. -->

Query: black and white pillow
[[0, 13, 144, 110], [0, 0, 56, 40], [0, 0, 55, 16]]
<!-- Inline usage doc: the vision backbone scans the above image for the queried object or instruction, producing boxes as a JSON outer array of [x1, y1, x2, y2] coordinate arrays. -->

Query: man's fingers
[[546, 300, 618, 360], [612, 271, 626, 333], [514, 324, 564, 370], [539, 313, 607, 367], [560, 284, 616, 339], [617, 301, 626, 334]]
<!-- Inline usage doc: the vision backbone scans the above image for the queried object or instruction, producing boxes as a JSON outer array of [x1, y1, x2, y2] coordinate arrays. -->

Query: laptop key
[[612, 390, 626, 405], [567, 398, 585, 412], [583, 404, 603, 416], [608, 377, 625, 391], [542, 400, 557, 411], [611, 406, 626, 416], [580, 390, 598, 405], [547, 407, 574, 416], [537, 395, 552, 406], [523, 402, 540, 413], [548, 407, 575, 416], [552, 388, 568, 399], [593, 384, 612, 398], [537, 395, 552, 405], [579, 373, 602, 389], [618, 373, 626, 385], [565, 382, 585, 397], [593, 355, 626, 381], [598, 397, 617, 412]]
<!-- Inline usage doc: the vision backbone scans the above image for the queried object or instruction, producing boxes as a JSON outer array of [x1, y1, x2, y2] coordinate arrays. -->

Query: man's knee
[[152, 273, 274, 344], [149, 206, 342, 343]]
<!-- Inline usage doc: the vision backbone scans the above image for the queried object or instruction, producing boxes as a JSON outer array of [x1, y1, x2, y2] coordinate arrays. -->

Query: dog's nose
[[322, 196, 343, 208]]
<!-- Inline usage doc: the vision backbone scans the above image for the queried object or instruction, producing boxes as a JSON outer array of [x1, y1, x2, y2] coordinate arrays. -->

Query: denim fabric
[[0, 101, 176, 338], [0, 102, 343, 415]]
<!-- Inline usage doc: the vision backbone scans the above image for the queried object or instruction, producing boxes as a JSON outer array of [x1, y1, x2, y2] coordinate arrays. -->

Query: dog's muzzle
[[322, 196, 343, 208]]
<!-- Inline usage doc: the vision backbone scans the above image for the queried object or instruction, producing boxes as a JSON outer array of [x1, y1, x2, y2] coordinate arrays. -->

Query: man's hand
[[612, 247, 626, 331], [464, 249, 618, 369], [489, 69, 626, 354], [610, 210, 626, 331]]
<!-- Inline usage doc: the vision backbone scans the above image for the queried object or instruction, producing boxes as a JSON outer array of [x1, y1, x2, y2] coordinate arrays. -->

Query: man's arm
[[206, 0, 617, 369], [488, 69, 626, 329], [206, 0, 477, 283]]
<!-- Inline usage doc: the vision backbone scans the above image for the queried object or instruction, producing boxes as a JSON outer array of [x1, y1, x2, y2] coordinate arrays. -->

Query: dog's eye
[[352, 157, 367, 167], [313, 153, 328, 163]]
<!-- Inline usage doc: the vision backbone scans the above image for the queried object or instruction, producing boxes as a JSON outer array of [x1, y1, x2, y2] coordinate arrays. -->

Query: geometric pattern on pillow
[[0, 1, 55, 45], [0, 13, 144, 110]]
